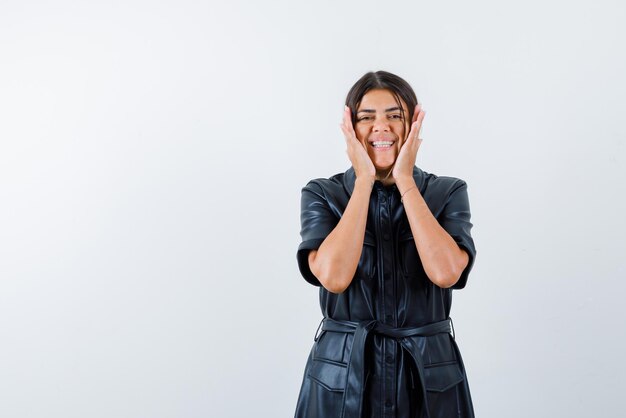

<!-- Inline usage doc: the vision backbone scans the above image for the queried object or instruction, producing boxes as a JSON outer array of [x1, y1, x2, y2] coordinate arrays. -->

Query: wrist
[[395, 176, 416, 194], [355, 176, 375, 190]]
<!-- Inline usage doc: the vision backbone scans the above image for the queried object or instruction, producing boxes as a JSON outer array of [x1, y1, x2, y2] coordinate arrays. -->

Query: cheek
[[355, 131, 368, 147]]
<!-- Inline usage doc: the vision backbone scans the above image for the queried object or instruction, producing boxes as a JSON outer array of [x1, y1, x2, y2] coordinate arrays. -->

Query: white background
[[1, 0, 625, 417]]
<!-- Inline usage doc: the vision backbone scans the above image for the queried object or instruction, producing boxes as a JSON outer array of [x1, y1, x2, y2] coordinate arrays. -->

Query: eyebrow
[[356, 106, 402, 114]]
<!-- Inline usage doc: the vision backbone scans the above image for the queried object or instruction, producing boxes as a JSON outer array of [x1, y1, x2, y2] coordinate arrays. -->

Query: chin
[[374, 165, 393, 172], [373, 159, 396, 171], [374, 166, 395, 180]]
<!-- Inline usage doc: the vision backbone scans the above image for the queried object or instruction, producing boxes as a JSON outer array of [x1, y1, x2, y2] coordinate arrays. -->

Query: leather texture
[[295, 165, 477, 418]]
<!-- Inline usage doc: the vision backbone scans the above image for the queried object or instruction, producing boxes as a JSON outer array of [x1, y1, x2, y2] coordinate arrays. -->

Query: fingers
[[408, 104, 426, 145], [341, 106, 361, 148], [341, 107, 349, 139], [412, 104, 421, 124], [340, 123, 354, 145], [415, 105, 425, 128], [341, 105, 375, 174], [340, 110, 356, 162], [343, 105, 356, 137]]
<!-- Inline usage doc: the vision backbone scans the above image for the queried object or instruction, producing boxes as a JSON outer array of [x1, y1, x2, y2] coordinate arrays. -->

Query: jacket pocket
[[423, 362, 465, 392], [314, 330, 348, 363], [356, 234, 377, 279], [307, 358, 348, 392], [398, 232, 423, 277]]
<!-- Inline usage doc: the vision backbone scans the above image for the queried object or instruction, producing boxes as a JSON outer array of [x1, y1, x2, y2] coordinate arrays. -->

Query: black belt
[[316, 317, 453, 418]]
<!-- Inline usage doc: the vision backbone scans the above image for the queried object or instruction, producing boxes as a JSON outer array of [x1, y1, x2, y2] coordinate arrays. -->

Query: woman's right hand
[[340, 105, 376, 184]]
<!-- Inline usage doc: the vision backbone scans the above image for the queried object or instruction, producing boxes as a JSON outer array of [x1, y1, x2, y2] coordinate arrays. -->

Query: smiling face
[[354, 88, 410, 176]]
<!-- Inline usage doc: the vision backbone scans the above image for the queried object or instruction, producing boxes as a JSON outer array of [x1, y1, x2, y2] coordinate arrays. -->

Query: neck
[[376, 167, 395, 187]]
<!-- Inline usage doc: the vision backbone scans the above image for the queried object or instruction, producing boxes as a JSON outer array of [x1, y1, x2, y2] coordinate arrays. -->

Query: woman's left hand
[[392, 104, 425, 181]]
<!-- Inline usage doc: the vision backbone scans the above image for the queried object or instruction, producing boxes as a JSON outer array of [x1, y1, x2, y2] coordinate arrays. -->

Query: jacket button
[[383, 233, 391, 241], [385, 354, 393, 364]]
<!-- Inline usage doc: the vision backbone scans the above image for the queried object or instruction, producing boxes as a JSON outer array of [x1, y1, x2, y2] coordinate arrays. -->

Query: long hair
[[345, 71, 419, 181]]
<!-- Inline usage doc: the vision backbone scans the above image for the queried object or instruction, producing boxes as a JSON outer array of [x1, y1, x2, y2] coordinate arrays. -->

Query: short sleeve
[[439, 180, 477, 290], [296, 181, 339, 286]]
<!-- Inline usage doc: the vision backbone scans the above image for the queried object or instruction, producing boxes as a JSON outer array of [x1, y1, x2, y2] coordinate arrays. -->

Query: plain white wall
[[1, 0, 625, 417]]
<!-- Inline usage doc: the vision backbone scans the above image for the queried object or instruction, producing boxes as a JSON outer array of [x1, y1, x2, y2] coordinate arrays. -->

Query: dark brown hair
[[345, 70, 419, 139]]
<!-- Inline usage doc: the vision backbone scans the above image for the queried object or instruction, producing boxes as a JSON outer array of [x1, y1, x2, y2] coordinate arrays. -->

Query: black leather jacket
[[295, 165, 477, 418]]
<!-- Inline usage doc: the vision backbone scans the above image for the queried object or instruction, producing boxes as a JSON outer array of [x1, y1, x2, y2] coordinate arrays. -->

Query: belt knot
[[318, 317, 452, 418]]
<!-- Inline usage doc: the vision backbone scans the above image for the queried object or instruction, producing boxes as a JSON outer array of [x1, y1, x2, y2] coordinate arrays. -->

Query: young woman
[[294, 71, 477, 418]]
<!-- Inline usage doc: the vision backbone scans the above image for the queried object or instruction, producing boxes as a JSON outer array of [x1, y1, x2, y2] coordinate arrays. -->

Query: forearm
[[310, 177, 373, 293], [396, 176, 469, 288]]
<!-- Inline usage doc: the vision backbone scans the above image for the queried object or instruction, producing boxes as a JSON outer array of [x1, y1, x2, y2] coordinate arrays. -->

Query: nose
[[372, 115, 390, 132]]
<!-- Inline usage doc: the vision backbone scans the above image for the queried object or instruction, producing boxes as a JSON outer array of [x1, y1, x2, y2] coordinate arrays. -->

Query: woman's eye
[[358, 117, 371, 121], [390, 114, 402, 119]]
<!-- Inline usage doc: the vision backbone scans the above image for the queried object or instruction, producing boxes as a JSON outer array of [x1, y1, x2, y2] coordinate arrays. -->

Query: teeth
[[372, 141, 393, 147]]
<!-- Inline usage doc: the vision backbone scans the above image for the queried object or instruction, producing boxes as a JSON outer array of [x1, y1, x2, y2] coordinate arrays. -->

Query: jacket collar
[[343, 165, 425, 197]]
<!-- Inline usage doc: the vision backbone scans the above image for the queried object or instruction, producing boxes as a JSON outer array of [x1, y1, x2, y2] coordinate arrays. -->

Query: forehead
[[357, 88, 407, 111]]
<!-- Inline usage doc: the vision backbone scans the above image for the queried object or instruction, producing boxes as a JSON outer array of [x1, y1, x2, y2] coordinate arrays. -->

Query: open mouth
[[368, 140, 396, 150]]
